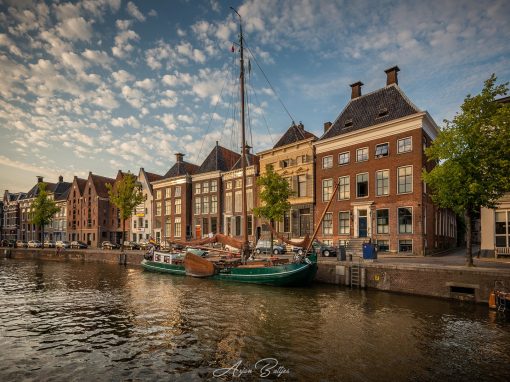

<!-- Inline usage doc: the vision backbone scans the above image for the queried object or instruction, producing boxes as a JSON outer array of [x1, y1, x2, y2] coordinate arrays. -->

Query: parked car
[[138, 239, 150, 250], [101, 241, 120, 250], [70, 241, 88, 249], [43, 241, 56, 248], [56, 240, 71, 248], [293, 240, 337, 257], [255, 240, 286, 255], [43, 240, 56, 248], [27, 240, 43, 248], [1, 239, 16, 247], [16, 240, 28, 248], [123, 241, 140, 250]]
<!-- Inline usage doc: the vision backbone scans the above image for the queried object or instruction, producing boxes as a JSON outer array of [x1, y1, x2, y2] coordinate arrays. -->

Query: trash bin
[[362, 243, 377, 260], [337, 246, 346, 261]]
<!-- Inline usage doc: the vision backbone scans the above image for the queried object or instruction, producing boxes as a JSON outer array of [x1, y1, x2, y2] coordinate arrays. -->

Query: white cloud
[[177, 114, 193, 124], [134, 78, 155, 90], [158, 113, 177, 130], [112, 69, 135, 84], [121, 85, 144, 109], [82, 49, 113, 68], [112, 25, 139, 58], [0, 33, 23, 56], [61, 51, 90, 72], [127, 1, 146, 22], [111, 116, 140, 128], [57, 17, 93, 42]]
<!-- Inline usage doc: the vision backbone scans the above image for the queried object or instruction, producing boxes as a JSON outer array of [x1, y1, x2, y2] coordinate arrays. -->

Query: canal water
[[1, 258, 509, 382]]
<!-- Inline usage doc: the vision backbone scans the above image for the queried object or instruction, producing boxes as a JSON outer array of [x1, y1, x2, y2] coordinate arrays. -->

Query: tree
[[423, 74, 510, 266], [106, 172, 144, 252], [31, 182, 59, 244], [253, 166, 293, 254]]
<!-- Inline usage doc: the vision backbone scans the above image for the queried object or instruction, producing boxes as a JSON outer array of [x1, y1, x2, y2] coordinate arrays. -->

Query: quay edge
[[3, 248, 509, 304]]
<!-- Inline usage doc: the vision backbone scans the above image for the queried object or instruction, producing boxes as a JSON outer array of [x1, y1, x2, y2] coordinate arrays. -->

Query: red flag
[[231, 45, 235, 53]]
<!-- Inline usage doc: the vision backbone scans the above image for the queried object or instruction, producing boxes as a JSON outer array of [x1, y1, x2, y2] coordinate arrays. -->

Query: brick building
[[314, 66, 456, 255], [151, 153, 199, 244], [257, 123, 317, 239], [130, 168, 163, 243], [2, 190, 24, 241], [192, 143, 240, 238], [221, 149, 259, 244], [67, 171, 128, 247]]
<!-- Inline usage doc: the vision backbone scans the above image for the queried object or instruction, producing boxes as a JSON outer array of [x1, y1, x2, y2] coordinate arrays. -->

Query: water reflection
[[0, 258, 509, 381]]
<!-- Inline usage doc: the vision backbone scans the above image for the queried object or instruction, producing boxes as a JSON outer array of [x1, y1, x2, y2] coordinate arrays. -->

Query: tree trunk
[[465, 209, 473, 267], [121, 218, 125, 253], [40, 225, 44, 245], [270, 219, 274, 255]]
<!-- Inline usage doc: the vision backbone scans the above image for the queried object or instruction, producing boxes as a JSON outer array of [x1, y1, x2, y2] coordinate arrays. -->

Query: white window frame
[[322, 155, 333, 169], [356, 147, 369, 162], [375, 142, 389, 158], [338, 211, 350, 235], [397, 137, 412, 153], [376, 169, 389, 196], [398, 206, 413, 234], [356, 172, 369, 198], [397, 165, 413, 194], [338, 151, 350, 165], [338, 176, 350, 200], [322, 178, 333, 202]]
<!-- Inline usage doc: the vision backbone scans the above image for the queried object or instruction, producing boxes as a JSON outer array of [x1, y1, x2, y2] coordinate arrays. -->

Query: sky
[[0, 0, 509, 193]]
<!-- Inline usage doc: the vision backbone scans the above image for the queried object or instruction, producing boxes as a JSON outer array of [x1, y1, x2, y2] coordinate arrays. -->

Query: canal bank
[[3, 248, 510, 304]]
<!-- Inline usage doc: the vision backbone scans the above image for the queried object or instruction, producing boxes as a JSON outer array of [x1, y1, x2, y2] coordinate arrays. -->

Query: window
[[211, 180, 218, 192], [155, 202, 162, 216], [375, 143, 389, 157], [235, 179, 242, 188], [377, 209, 389, 234], [246, 177, 253, 186], [322, 179, 333, 201], [211, 195, 218, 214], [165, 200, 171, 215], [165, 188, 171, 198], [398, 166, 413, 194], [338, 152, 350, 165], [225, 193, 232, 213], [283, 211, 290, 232], [203, 182, 209, 194], [174, 198, 181, 214], [495, 211, 510, 247], [156, 190, 162, 199], [323, 213, 333, 235], [398, 207, 412, 233], [226, 181, 232, 190], [145, 220, 148, 228], [376, 170, 389, 196], [398, 137, 412, 153], [246, 189, 253, 210], [247, 215, 253, 236], [356, 147, 368, 162], [322, 155, 333, 169], [338, 176, 350, 200], [376, 240, 389, 252], [175, 186, 181, 197], [235, 190, 242, 212], [281, 159, 290, 168], [339, 211, 350, 234], [203, 197, 209, 214], [297, 175, 307, 197], [234, 216, 241, 236], [211, 217, 218, 234], [399, 240, 413, 252], [194, 197, 201, 215], [356, 173, 368, 198], [195, 183, 201, 195], [134, 220, 137, 228], [174, 217, 181, 237], [165, 218, 171, 238]]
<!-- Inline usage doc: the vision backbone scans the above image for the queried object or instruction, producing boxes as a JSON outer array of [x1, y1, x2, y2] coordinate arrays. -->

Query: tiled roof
[[231, 153, 259, 170], [320, 84, 421, 140], [75, 177, 87, 194], [26, 182, 56, 198], [90, 173, 115, 198], [55, 187, 70, 201], [197, 145, 241, 174], [53, 182, 72, 197], [273, 123, 317, 148], [163, 161, 199, 178], [145, 171, 164, 183]]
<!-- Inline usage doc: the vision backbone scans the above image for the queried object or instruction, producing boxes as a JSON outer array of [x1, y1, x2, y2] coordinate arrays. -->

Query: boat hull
[[141, 259, 186, 275]]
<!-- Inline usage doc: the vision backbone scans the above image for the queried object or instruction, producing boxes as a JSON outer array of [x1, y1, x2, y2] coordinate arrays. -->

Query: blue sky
[[1, 0, 509, 192]]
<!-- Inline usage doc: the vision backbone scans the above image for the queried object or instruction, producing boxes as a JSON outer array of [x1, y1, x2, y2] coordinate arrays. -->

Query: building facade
[[152, 153, 199, 244], [192, 143, 240, 239], [257, 123, 317, 239], [130, 168, 163, 243], [314, 66, 456, 255], [480, 193, 510, 256], [221, 151, 259, 244], [2, 191, 24, 241]]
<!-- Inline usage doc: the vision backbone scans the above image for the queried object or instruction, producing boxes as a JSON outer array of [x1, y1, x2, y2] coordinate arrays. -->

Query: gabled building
[[313, 66, 456, 255], [192, 142, 240, 238], [130, 168, 163, 243], [44, 176, 72, 241], [257, 123, 317, 239], [221, 148, 259, 244], [2, 190, 25, 241], [151, 153, 199, 243]]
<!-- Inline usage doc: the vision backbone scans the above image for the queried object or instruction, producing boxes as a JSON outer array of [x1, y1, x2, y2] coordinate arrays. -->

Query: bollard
[[360, 267, 366, 288], [345, 266, 350, 286], [4, 249, 11, 258], [119, 253, 127, 265]]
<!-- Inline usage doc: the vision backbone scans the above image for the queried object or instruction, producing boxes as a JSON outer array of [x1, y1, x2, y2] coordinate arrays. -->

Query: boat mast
[[232, 8, 249, 262]]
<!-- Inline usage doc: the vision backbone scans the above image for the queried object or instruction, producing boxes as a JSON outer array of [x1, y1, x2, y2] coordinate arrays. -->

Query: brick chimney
[[58, 175, 63, 183], [323, 121, 332, 132], [385, 65, 400, 86], [175, 153, 184, 162], [350, 81, 364, 99], [37, 176, 43, 183]]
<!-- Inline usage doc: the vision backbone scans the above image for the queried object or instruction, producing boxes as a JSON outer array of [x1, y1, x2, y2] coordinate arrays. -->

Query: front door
[[358, 209, 367, 237]]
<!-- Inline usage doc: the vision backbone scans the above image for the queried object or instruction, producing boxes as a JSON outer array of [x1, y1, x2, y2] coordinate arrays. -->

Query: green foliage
[[106, 172, 144, 220], [253, 166, 292, 223], [423, 74, 510, 214], [31, 182, 59, 228]]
